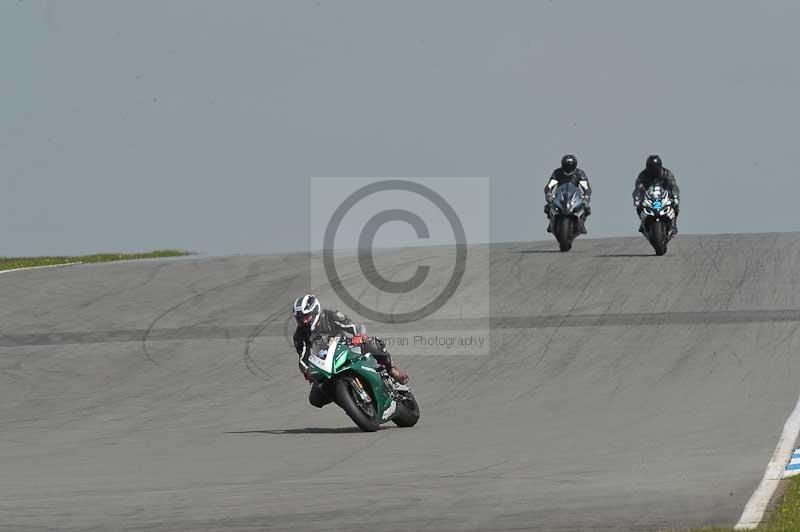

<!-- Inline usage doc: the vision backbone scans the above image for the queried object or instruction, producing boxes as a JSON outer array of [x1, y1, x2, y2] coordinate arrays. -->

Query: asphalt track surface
[[2, 233, 800, 531]]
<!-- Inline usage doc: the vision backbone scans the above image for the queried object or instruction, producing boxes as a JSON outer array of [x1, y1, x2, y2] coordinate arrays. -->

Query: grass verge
[[0, 250, 191, 272], [666, 475, 800, 532]]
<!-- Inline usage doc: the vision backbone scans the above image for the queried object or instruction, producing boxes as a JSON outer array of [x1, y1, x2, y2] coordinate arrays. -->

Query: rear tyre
[[392, 392, 420, 428], [334, 378, 380, 432], [556, 216, 573, 252]]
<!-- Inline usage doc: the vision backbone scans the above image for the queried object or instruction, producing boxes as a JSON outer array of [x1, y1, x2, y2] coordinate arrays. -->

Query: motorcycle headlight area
[[643, 205, 671, 217], [560, 196, 581, 212]]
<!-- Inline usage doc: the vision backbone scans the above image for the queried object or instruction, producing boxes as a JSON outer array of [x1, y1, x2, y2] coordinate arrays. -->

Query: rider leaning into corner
[[544, 154, 592, 234], [632, 154, 681, 236], [292, 294, 409, 408]]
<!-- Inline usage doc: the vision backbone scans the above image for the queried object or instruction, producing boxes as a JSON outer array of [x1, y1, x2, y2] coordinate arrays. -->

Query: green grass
[[665, 476, 800, 532], [0, 250, 191, 272], [765, 476, 800, 531]]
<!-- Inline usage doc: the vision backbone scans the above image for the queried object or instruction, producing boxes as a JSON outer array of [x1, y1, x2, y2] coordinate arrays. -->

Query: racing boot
[[670, 222, 679, 237], [544, 204, 552, 233], [578, 216, 587, 235]]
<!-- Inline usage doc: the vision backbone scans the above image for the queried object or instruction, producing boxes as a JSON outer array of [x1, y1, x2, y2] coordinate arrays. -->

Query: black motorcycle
[[548, 182, 586, 252]]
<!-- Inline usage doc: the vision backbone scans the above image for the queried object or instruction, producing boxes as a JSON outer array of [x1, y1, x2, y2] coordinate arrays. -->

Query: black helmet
[[293, 294, 321, 329], [561, 154, 578, 175], [646, 155, 663, 175]]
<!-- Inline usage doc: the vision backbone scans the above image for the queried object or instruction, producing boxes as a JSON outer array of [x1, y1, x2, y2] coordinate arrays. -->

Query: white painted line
[[735, 392, 800, 529], [0, 262, 83, 274]]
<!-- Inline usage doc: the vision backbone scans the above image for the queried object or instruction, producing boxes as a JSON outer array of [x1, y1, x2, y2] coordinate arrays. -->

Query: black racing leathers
[[293, 308, 394, 374], [545, 168, 592, 205], [632, 167, 680, 208]]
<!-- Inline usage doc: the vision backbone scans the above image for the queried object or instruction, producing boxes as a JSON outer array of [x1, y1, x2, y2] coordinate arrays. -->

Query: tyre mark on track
[[315, 431, 390, 476], [140, 276, 259, 364], [488, 309, 800, 329], [139, 259, 297, 364], [441, 459, 511, 479], [6, 309, 800, 348], [242, 309, 288, 381]]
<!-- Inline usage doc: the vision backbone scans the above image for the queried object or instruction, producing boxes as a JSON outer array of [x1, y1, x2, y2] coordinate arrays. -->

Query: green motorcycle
[[307, 333, 420, 432]]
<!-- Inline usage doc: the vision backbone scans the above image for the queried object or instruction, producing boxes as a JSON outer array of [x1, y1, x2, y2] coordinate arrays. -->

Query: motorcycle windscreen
[[644, 186, 670, 212], [552, 182, 584, 213], [644, 185, 669, 201]]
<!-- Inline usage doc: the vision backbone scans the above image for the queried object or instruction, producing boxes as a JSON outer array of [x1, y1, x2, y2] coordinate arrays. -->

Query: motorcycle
[[306, 331, 420, 432], [638, 184, 676, 256], [548, 182, 586, 252]]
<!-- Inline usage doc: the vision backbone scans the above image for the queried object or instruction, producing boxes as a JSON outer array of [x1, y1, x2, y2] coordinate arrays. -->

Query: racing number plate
[[308, 336, 339, 373]]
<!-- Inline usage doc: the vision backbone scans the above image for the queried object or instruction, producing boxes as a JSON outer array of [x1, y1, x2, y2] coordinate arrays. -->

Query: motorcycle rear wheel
[[393, 392, 420, 428]]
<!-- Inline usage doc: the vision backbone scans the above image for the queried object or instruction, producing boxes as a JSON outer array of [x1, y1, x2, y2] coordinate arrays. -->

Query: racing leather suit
[[632, 167, 680, 206]]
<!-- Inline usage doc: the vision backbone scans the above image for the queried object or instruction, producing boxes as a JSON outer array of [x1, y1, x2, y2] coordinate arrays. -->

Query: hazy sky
[[2, 0, 798, 256]]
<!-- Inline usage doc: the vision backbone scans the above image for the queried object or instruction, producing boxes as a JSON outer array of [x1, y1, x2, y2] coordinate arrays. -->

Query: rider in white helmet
[[292, 294, 409, 408]]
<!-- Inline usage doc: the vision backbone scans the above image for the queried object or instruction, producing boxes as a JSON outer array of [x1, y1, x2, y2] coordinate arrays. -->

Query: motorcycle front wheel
[[648, 219, 668, 256], [556, 216, 574, 252], [334, 378, 380, 432]]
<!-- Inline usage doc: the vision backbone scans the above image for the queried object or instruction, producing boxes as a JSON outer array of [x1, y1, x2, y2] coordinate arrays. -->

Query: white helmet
[[292, 294, 321, 329]]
